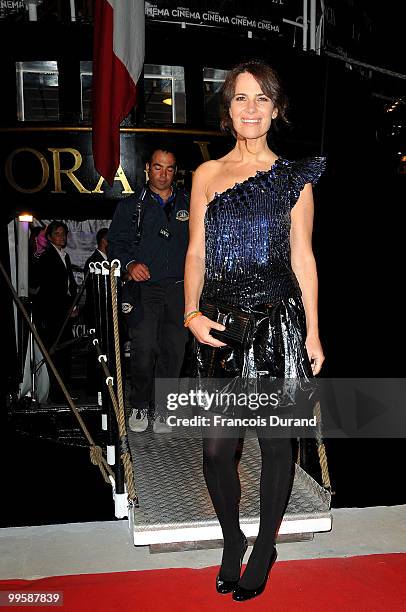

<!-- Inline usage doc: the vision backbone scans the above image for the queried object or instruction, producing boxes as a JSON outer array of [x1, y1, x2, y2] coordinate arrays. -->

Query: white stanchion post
[[310, 0, 316, 51], [110, 259, 122, 277], [17, 216, 31, 298], [109, 476, 128, 519], [25, 1, 38, 21], [114, 493, 129, 519], [70, 0, 76, 22], [107, 445, 115, 465], [302, 0, 308, 51], [17, 214, 34, 401]]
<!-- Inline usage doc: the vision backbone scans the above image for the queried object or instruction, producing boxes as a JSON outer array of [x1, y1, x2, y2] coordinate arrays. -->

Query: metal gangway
[[129, 421, 331, 549]]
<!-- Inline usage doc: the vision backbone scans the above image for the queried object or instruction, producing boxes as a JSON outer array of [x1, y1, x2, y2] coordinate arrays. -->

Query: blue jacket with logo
[[107, 184, 190, 282]]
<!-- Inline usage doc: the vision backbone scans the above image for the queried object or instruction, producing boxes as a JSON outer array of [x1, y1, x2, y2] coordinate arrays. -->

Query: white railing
[[283, 0, 322, 54], [23, 0, 88, 22]]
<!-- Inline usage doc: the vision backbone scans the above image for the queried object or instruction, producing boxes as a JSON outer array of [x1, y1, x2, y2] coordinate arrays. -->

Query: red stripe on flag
[[92, 0, 137, 185]]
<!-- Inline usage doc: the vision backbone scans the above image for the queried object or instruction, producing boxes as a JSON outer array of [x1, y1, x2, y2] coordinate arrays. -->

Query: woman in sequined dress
[[183, 61, 326, 602]]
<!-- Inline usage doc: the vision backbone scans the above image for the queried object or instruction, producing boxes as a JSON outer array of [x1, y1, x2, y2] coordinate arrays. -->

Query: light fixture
[[18, 213, 33, 222], [162, 98, 172, 106]]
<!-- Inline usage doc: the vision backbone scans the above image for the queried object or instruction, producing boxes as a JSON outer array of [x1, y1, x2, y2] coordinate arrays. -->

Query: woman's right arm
[[184, 164, 226, 347], [184, 164, 207, 315]]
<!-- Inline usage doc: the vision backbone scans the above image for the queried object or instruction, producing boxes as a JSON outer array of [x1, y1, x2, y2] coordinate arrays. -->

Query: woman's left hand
[[305, 334, 325, 375]]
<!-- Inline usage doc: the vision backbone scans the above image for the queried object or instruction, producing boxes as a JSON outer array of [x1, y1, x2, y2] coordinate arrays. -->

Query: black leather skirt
[[193, 295, 314, 417]]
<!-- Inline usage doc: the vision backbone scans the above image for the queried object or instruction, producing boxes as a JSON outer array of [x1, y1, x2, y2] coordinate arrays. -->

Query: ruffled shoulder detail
[[289, 156, 327, 209]]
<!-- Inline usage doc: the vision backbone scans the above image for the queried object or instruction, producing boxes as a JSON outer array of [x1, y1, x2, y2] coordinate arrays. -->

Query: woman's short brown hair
[[220, 60, 289, 136]]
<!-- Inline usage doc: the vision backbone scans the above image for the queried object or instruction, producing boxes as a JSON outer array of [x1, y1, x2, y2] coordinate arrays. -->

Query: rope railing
[[296, 399, 333, 495], [109, 261, 138, 503], [313, 400, 332, 492], [87, 258, 138, 511], [89, 331, 137, 503], [2, 253, 138, 511], [0, 256, 114, 485]]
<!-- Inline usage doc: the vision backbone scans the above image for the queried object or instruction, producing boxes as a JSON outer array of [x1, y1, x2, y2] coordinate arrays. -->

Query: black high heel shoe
[[216, 532, 248, 594], [232, 546, 278, 602]]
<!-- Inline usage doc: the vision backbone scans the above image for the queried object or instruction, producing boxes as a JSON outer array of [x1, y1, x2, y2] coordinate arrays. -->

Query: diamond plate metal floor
[[128, 412, 331, 547]]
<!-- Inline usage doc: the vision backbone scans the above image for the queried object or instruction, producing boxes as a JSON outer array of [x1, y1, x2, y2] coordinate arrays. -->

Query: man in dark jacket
[[32, 220, 77, 402], [108, 148, 189, 433]]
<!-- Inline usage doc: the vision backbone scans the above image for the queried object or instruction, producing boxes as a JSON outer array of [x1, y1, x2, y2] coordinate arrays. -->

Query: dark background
[[1, 1, 405, 527]]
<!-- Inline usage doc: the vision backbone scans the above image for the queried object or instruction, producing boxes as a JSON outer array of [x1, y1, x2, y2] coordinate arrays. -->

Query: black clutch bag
[[200, 299, 255, 349]]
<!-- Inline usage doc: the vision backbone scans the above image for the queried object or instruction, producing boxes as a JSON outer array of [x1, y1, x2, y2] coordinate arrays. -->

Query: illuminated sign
[[0, 130, 227, 204]]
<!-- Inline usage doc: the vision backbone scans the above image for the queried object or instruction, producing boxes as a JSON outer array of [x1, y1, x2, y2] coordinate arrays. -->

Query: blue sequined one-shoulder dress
[[196, 156, 327, 412]]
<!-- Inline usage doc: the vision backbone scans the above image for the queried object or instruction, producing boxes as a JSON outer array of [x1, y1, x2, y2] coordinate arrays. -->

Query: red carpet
[[1, 553, 406, 611]]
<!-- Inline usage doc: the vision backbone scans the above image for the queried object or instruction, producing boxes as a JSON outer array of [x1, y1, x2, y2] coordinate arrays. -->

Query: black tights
[[203, 427, 296, 589]]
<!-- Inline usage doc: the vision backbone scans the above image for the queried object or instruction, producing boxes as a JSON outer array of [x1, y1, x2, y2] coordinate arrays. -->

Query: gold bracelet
[[184, 309, 200, 321], [184, 311, 202, 327]]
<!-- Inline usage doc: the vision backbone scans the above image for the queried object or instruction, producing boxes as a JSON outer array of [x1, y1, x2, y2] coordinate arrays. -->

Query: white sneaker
[[128, 408, 149, 432], [152, 415, 172, 434]]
